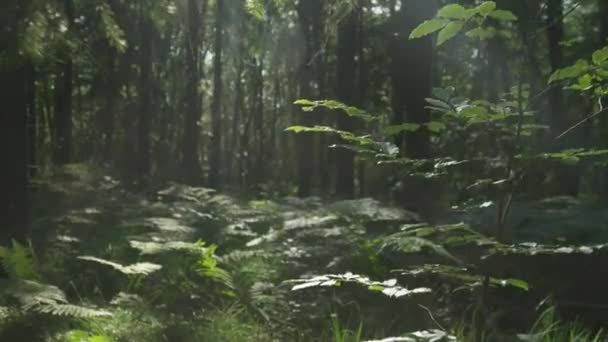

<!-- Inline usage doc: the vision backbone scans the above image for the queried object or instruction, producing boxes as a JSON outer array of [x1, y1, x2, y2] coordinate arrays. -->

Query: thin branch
[[556, 107, 608, 140]]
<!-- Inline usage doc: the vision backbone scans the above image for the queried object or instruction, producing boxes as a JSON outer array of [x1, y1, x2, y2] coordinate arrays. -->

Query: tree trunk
[[547, 0, 565, 134], [208, 0, 224, 188], [0, 65, 30, 244], [335, 7, 359, 198], [230, 60, 244, 184], [601, 0, 608, 44], [390, 0, 435, 216], [137, 11, 153, 182], [53, 0, 75, 165], [27, 64, 37, 177], [598, 0, 608, 196], [295, 0, 322, 197], [181, 0, 206, 184]]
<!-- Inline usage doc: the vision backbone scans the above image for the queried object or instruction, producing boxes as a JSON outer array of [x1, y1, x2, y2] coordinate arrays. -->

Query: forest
[[2, 0, 608, 341]]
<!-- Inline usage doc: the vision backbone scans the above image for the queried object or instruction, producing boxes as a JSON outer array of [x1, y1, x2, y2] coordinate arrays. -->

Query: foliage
[[77, 256, 162, 276], [0, 240, 38, 281], [0, 278, 111, 318], [288, 272, 432, 299], [409, 2, 517, 46]]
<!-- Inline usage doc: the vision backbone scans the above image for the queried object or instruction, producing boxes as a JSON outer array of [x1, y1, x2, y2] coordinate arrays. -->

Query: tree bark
[[137, 8, 153, 182], [181, 0, 207, 184], [0, 65, 30, 244], [335, 7, 360, 198], [208, 0, 224, 188], [390, 0, 435, 216], [53, 0, 75, 165], [295, 0, 322, 197]]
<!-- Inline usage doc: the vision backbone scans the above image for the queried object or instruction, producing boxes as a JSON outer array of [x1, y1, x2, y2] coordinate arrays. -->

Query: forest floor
[[2, 164, 608, 341]]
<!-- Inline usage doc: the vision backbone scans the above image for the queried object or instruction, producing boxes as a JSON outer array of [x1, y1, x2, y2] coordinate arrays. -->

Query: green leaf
[[488, 9, 517, 21], [77, 256, 162, 276], [245, 0, 265, 21], [426, 121, 447, 133], [438, 4, 468, 19], [549, 60, 591, 83], [476, 1, 497, 15], [384, 123, 421, 136], [437, 21, 464, 46], [409, 19, 450, 39], [592, 46, 608, 65], [465, 27, 497, 40]]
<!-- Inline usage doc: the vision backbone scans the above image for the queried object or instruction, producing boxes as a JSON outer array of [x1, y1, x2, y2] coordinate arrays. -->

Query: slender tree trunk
[[53, 0, 75, 165], [335, 7, 359, 198], [229, 58, 244, 184], [546, 0, 578, 196], [601, 0, 608, 45], [598, 0, 608, 196], [295, 0, 321, 197], [254, 58, 265, 185], [102, 53, 117, 163], [0, 64, 30, 244], [27, 64, 37, 177], [181, 0, 206, 184], [390, 0, 435, 216], [137, 15, 153, 181], [208, 0, 224, 188]]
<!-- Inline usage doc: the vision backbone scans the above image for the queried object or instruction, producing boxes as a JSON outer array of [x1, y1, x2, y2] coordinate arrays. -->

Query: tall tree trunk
[[254, 58, 265, 185], [0, 64, 30, 244], [102, 53, 117, 164], [137, 10, 153, 182], [208, 0, 224, 188], [27, 64, 37, 177], [601, 0, 608, 45], [390, 0, 435, 216], [181, 0, 206, 184], [598, 0, 608, 196], [295, 0, 322, 197], [230, 60, 244, 184], [335, 7, 359, 198], [547, 0, 578, 196], [547, 0, 565, 135], [53, 0, 75, 165]]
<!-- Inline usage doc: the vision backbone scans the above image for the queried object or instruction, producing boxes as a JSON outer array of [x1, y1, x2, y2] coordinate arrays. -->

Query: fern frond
[[77, 256, 162, 276], [0, 240, 38, 280], [0, 279, 111, 318]]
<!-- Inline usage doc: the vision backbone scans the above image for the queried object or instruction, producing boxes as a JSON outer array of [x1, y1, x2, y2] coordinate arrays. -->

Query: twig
[[555, 107, 608, 140], [418, 304, 447, 332]]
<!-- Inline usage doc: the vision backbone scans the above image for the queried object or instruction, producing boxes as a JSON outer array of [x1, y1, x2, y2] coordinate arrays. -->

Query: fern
[[0, 279, 111, 318], [0, 240, 38, 280], [197, 245, 234, 290], [77, 256, 162, 276]]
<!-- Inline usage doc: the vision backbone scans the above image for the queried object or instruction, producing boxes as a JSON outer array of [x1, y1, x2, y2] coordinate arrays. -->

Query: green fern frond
[[197, 245, 235, 291], [77, 256, 162, 276], [0, 240, 38, 280], [0, 279, 111, 318]]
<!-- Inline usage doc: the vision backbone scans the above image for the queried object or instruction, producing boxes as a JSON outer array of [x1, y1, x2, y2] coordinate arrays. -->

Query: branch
[[556, 107, 608, 140]]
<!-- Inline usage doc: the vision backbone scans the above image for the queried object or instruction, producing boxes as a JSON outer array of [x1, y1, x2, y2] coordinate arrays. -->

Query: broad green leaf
[[549, 60, 590, 83], [426, 121, 447, 133], [384, 123, 421, 136], [438, 4, 468, 19], [437, 21, 464, 46], [465, 27, 497, 40], [409, 19, 450, 39], [592, 46, 608, 65], [476, 1, 497, 15], [293, 99, 315, 106], [488, 9, 517, 21]]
